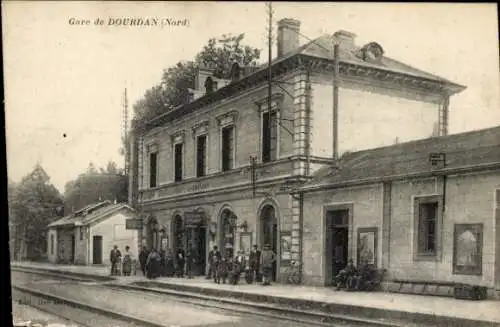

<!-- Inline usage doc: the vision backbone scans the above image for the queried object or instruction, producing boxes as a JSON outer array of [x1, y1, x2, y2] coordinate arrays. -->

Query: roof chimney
[[333, 30, 357, 49], [277, 18, 301, 57]]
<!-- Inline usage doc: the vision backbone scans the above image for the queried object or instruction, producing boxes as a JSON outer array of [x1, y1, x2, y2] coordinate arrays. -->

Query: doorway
[[172, 215, 184, 251], [260, 205, 278, 282], [92, 235, 103, 264], [325, 208, 350, 286], [70, 235, 76, 263], [147, 217, 160, 250], [186, 225, 206, 275]]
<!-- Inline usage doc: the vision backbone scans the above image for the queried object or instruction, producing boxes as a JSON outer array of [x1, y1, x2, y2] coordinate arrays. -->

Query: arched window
[[220, 209, 236, 257], [173, 215, 184, 250]]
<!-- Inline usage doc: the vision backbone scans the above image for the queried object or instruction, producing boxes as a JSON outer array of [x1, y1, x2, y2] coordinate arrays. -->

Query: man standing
[[249, 244, 261, 283], [260, 244, 275, 286], [207, 245, 221, 281], [138, 246, 149, 276], [109, 245, 121, 276]]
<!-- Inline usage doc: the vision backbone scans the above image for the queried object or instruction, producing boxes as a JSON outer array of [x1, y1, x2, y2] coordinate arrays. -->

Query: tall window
[[79, 227, 83, 241], [221, 126, 234, 171], [417, 201, 438, 255], [196, 135, 207, 177], [174, 143, 183, 182], [50, 234, 54, 255], [262, 110, 278, 163], [149, 151, 158, 188]]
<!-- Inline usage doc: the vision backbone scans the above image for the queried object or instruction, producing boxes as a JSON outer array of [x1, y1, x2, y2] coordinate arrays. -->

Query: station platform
[[11, 261, 500, 327]]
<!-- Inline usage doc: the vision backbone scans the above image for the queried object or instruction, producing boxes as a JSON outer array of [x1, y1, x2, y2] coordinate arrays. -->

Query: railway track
[[11, 268, 404, 327]]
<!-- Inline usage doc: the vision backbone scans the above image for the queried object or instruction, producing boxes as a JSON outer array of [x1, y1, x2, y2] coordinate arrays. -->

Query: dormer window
[[204, 76, 214, 94], [358, 42, 385, 62]]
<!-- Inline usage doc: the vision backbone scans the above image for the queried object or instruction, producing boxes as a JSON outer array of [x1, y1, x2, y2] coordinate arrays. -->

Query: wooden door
[[93, 235, 103, 264]]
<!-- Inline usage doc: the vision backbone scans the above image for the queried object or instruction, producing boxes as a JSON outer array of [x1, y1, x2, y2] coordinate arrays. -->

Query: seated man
[[351, 264, 377, 291], [216, 256, 230, 284], [229, 251, 246, 285], [334, 259, 357, 290]]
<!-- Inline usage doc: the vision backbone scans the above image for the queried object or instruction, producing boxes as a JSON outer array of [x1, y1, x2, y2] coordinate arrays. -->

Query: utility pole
[[332, 42, 340, 161], [266, 1, 273, 160], [122, 87, 129, 175]]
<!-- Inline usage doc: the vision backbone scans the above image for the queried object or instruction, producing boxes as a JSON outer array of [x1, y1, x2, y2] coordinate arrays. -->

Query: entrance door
[[70, 235, 76, 263], [260, 205, 278, 282], [93, 235, 103, 264], [325, 209, 350, 286], [197, 227, 206, 275]]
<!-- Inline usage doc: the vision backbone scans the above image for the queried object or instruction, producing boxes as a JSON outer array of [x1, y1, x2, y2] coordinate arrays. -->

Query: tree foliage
[[132, 33, 261, 128], [64, 161, 128, 213], [9, 165, 64, 260]]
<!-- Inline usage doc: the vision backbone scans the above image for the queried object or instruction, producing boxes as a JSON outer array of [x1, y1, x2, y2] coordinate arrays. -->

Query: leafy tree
[[9, 164, 64, 260], [132, 33, 261, 128], [64, 161, 128, 213]]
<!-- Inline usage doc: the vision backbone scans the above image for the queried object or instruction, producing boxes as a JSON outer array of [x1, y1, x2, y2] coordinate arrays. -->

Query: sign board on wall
[[184, 212, 206, 227], [126, 218, 142, 230]]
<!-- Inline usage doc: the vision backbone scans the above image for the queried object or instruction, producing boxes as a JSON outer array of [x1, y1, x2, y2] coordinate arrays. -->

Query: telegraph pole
[[122, 87, 129, 175], [266, 1, 273, 160], [332, 42, 340, 161]]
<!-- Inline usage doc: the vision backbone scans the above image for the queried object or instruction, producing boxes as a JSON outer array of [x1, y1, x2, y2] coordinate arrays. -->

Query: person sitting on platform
[[350, 262, 377, 291], [334, 259, 357, 290]]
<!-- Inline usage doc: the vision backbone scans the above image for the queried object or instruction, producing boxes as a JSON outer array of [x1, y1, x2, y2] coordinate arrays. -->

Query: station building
[[47, 201, 140, 265], [129, 18, 465, 282], [297, 126, 500, 297]]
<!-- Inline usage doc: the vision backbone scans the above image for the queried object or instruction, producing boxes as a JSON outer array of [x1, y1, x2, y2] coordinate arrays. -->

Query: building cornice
[[295, 162, 500, 194], [142, 53, 465, 133]]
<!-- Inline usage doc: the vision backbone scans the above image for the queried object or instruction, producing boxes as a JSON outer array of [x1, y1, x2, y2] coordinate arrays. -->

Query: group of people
[[333, 259, 380, 291], [206, 243, 276, 286], [110, 243, 277, 287], [138, 245, 201, 279], [109, 245, 133, 276]]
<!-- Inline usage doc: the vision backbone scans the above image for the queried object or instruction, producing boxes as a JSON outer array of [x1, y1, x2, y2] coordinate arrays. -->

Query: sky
[[3, 2, 499, 193]]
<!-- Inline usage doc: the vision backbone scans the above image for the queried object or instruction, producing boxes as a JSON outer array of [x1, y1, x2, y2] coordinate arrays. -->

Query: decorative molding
[[146, 143, 158, 153], [170, 130, 186, 144], [216, 110, 238, 127], [254, 93, 285, 111], [192, 120, 209, 136]]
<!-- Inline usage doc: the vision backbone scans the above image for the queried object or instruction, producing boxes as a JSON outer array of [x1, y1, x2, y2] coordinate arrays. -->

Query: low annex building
[[297, 126, 500, 297], [47, 201, 140, 265]]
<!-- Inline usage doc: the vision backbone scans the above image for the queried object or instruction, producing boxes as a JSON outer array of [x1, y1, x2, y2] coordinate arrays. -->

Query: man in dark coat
[[207, 245, 221, 281], [175, 246, 186, 277], [138, 246, 149, 276], [109, 245, 122, 276], [249, 244, 262, 282], [146, 248, 161, 279]]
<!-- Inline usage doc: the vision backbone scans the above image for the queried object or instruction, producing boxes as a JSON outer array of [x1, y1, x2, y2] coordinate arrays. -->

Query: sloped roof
[[48, 201, 135, 228], [145, 29, 465, 130], [303, 125, 500, 191]]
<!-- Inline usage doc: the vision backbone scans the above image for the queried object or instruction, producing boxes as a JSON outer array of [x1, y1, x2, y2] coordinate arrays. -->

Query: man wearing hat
[[260, 244, 276, 285], [249, 244, 262, 283]]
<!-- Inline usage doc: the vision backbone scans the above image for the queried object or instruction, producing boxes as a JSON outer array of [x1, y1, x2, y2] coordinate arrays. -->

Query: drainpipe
[[305, 68, 312, 176]]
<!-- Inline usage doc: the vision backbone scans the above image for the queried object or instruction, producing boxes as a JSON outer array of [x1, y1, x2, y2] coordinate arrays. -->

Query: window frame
[[413, 195, 443, 262], [173, 142, 184, 182], [260, 106, 280, 163], [195, 133, 208, 178], [148, 150, 158, 188], [221, 125, 235, 172], [50, 234, 54, 255]]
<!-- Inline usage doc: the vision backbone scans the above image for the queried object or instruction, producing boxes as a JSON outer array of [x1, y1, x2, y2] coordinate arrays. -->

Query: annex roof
[[301, 125, 500, 192], [48, 201, 135, 228]]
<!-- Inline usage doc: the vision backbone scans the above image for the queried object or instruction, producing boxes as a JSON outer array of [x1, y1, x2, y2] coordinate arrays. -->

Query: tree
[[132, 33, 261, 128], [9, 164, 64, 260], [64, 161, 128, 213]]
